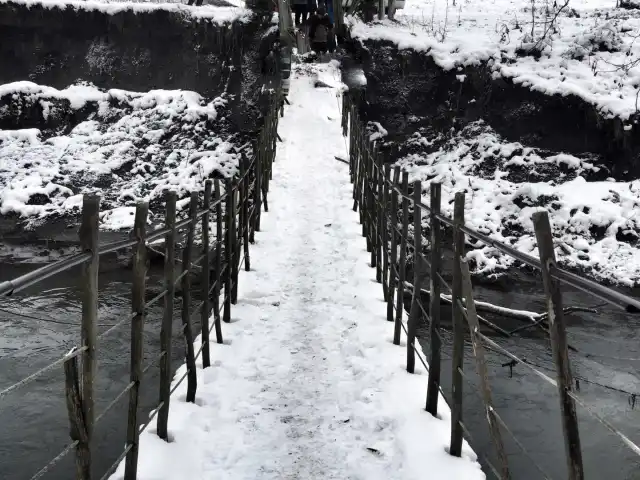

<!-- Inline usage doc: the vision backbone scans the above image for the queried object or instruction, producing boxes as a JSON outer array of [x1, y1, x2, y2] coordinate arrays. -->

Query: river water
[[0, 243, 205, 480], [0, 242, 639, 479]]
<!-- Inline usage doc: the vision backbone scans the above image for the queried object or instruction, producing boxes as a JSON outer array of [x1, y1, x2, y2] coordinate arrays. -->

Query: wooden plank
[[224, 179, 233, 323], [79, 194, 99, 442], [533, 211, 584, 480], [460, 258, 510, 478], [157, 192, 176, 440], [406, 180, 422, 373], [63, 353, 90, 480], [426, 183, 442, 416], [201, 180, 212, 369], [125, 202, 148, 480], [386, 166, 401, 323], [450, 192, 466, 457], [393, 172, 410, 346], [181, 192, 199, 403]]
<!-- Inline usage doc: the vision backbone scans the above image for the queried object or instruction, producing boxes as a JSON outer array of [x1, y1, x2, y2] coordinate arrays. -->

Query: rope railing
[[343, 91, 640, 480], [7, 90, 283, 480]]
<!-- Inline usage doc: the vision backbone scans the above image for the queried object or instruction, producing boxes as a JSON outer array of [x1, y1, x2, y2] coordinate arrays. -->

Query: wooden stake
[[181, 193, 198, 403], [450, 192, 465, 458], [124, 202, 149, 480], [393, 172, 410, 346], [213, 180, 224, 343], [201, 181, 212, 368], [426, 183, 442, 416], [63, 353, 90, 480], [407, 180, 422, 373], [533, 211, 584, 480], [386, 167, 400, 323]]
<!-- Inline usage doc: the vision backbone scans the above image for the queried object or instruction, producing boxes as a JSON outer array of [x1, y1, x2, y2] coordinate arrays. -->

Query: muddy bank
[[343, 38, 640, 179]]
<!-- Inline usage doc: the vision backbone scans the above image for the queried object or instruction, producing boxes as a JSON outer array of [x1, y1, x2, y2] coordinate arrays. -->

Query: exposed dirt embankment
[[343, 38, 640, 285], [346, 38, 640, 178], [0, 1, 277, 132]]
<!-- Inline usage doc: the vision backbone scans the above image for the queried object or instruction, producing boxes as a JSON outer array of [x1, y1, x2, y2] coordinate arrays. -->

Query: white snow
[[0, 82, 242, 229], [2, 0, 249, 23], [394, 121, 640, 286], [348, 0, 640, 120], [109, 62, 484, 480]]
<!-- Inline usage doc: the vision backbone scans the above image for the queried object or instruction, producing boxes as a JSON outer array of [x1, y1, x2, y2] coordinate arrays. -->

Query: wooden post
[[375, 150, 383, 285], [231, 181, 239, 304], [386, 167, 400, 323], [201, 181, 212, 369], [224, 179, 233, 323], [378, 0, 384, 19], [406, 180, 422, 373], [213, 180, 224, 343], [63, 353, 90, 480], [262, 133, 269, 213], [157, 192, 176, 440], [79, 194, 99, 446], [460, 258, 511, 479], [242, 156, 251, 271], [124, 202, 148, 480], [181, 193, 198, 403], [426, 183, 442, 416], [533, 211, 584, 480], [450, 192, 465, 458], [393, 172, 409, 346], [363, 144, 372, 250], [254, 141, 262, 235], [381, 163, 390, 301]]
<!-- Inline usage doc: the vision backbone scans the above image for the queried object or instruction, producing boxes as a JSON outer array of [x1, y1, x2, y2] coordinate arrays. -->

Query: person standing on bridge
[[309, 6, 333, 55]]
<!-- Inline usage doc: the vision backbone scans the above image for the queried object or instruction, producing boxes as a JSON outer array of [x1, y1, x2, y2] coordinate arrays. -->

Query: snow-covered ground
[[109, 62, 484, 480], [0, 83, 245, 230], [389, 120, 640, 285], [2, 0, 249, 23], [350, 0, 640, 121]]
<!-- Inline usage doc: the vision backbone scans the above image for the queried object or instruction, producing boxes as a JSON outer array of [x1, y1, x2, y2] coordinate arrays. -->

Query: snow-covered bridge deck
[[111, 63, 484, 480]]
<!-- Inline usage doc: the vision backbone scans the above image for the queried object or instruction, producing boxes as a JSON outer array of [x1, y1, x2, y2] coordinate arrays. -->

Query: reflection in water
[[0, 256, 201, 479]]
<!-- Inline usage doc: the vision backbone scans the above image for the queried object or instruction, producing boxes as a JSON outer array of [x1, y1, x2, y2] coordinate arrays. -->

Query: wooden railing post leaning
[[393, 172, 409, 346], [79, 194, 99, 451], [158, 192, 177, 440], [124, 202, 149, 480], [182, 193, 199, 403], [533, 211, 584, 480], [426, 183, 442, 416], [460, 258, 510, 478], [450, 191, 465, 457], [406, 180, 422, 374], [201, 180, 212, 368], [386, 166, 400, 323]]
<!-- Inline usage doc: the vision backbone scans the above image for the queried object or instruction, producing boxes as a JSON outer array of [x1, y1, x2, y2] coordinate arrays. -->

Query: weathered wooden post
[[201, 181, 212, 368], [393, 172, 410, 346], [381, 163, 391, 301], [79, 194, 99, 453], [406, 180, 422, 373], [158, 192, 176, 440], [213, 180, 224, 343], [533, 211, 584, 480], [378, 0, 384, 19], [450, 192, 465, 457], [231, 181, 239, 304], [426, 183, 442, 416], [182, 193, 198, 403], [460, 258, 510, 479], [124, 202, 148, 480], [387, 166, 400, 323], [242, 156, 251, 271], [63, 351, 90, 480], [224, 179, 233, 323], [253, 140, 262, 237], [374, 150, 383, 285]]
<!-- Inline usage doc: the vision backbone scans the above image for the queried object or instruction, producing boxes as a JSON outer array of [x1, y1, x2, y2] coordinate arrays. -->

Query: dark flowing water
[[416, 266, 640, 480], [0, 244, 204, 480]]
